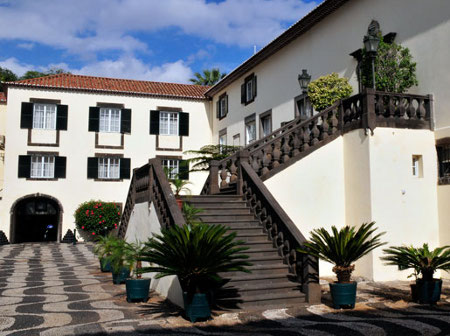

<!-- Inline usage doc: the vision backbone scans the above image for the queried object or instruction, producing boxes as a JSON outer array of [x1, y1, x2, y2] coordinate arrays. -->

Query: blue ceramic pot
[[125, 278, 151, 302], [112, 268, 130, 284], [329, 282, 357, 309], [416, 279, 442, 304], [183, 292, 211, 322]]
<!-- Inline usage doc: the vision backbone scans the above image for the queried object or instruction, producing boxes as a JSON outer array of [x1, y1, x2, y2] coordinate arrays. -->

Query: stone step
[[182, 195, 242, 202], [233, 233, 272, 243], [199, 214, 255, 221], [238, 291, 306, 309], [227, 226, 265, 235], [186, 202, 248, 209], [245, 254, 284, 265], [223, 281, 301, 296], [224, 272, 294, 286], [199, 208, 251, 215], [225, 263, 289, 277]]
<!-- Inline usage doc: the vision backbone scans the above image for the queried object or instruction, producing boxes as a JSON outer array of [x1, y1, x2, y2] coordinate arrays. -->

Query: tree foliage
[[307, 73, 353, 111], [361, 36, 418, 93], [74, 200, 121, 236], [21, 68, 70, 80], [184, 144, 240, 172], [189, 68, 226, 86]]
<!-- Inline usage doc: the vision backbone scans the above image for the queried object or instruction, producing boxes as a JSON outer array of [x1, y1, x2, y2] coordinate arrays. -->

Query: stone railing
[[202, 88, 433, 193], [118, 158, 185, 238]]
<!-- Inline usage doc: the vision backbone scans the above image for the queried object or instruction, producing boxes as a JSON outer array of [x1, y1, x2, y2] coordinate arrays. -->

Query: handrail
[[118, 158, 185, 238]]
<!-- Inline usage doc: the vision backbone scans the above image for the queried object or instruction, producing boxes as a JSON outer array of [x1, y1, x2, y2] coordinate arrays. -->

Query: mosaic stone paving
[[1, 243, 450, 335]]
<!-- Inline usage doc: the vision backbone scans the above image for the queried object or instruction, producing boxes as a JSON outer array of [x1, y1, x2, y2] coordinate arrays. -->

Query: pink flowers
[[92, 232, 95, 235], [81, 226, 85, 229]]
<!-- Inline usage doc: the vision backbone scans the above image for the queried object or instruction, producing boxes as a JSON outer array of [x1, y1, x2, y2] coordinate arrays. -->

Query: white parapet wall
[[264, 127, 440, 281], [125, 201, 184, 307]]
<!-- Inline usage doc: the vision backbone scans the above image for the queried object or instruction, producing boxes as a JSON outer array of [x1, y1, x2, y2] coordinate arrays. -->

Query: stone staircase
[[183, 191, 306, 309]]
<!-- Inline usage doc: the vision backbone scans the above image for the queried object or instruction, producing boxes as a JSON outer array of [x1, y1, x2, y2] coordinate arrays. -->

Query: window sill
[[26, 177, 59, 181], [94, 178, 124, 182], [244, 98, 255, 106], [218, 114, 227, 120], [438, 177, 450, 185]]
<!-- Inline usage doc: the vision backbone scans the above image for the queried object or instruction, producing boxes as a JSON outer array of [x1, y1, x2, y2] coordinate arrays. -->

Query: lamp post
[[298, 69, 311, 93], [363, 33, 380, 89]]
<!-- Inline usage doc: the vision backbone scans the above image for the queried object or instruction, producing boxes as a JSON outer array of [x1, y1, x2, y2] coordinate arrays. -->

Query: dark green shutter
[[54, 156, 66, 178], [241, 84, 246, 104], [150, 110, 160, 134], [252, 75, 257, 98], [216, 100, 220, 118], [224, 94, 228, 116], [87, 157, 98, 179], [179, 112, 189, 136], [120, 158, 131, 179], [18, 155, 31, 178], [20, 102, 33, 129], [178, 160, 189, 180], [56, 104, 68, 130], [121, 108, 131, 134], [88, 107, 100, 132]]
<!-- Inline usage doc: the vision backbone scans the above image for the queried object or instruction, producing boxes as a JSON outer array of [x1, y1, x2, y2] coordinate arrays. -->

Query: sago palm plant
[[298, 222, 386, 282], [381, 244, 450, 281], [107, 238, 135, 274], [139, 223, 251, 295]]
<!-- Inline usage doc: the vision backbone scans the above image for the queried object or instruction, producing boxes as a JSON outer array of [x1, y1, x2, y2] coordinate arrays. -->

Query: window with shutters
[[99, 107, 121, 133], [217, 93, 228, 119], [241, 74, 257, 105], [98, 157, 120, 179], [245, 120, 256, 145], [31, 156, 55, 178], [160, 112, 179, 136], [33, 103, 56, 130], [259, 110, 272, 138], [162, 159, 179, 179]]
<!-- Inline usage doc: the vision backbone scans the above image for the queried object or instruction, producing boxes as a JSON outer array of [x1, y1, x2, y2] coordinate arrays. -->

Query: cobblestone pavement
[[1, 243, 450, 336]]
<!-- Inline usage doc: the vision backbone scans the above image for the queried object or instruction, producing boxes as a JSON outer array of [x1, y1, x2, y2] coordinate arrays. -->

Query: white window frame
[[99, 107, 121, 133], [31, 156, 55, 178], [245, 120, 256, 145], [261, 115, 272, 138], [160, 111, 179, 136], [33, 103, 57, 130], [162, 159, 179, 179], [98, 157, 120, 179], [412, 155, 422, 178], [219, 95, 227, 118], [246, 80, 253, 102]]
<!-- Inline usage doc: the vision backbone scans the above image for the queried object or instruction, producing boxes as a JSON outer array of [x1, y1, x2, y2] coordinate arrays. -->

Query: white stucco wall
[[211, 0, 450, 142], [1, 87, 211, 242], [264, 128, 439, 281], [0, 102, 6, 194], [125, 201, 183, 307]]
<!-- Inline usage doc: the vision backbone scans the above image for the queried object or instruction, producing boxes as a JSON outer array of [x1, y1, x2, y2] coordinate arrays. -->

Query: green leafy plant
[[94, 234, 120, 260], [163, 167, 192, 197], [381, 244, 450, 281], [128, 241, 150, 279], [361, 35, 418, 93], [298, 222, 385, 283], [106, 238, 134, 274], [184, 144, 241, 172], [189, 68, 226, 86], [182, 203, 203, 226], [307, 73, 353, 111], [74, 200, 121, 236], [139, 223, 251, 295]]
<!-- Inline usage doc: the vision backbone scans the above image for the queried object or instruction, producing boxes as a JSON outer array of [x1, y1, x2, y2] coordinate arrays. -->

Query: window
[[241, 74, 257, 105], [160, 112, 179, 136], [98, 157, 120, 179], [33, 103, 56, 130], [217, 93, 228, 119], [31, 156, 55, 178], [260, 111, 272, 138], [233, 134, 240, 147], [246, 120, 256, 145], [99, 107, 121, 133], [295, 94, 312, 120], [162, 159, 179, 179]]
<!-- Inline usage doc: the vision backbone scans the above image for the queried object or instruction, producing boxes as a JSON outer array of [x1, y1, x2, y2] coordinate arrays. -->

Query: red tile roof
[[0, 92, 6, 103], [6, 73, 210, 100]]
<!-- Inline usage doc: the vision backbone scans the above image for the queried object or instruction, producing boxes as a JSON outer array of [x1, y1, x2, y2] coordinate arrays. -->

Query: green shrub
[[361, 35, 418, 93], [307, 73, 353, 111], [74, 200, 121, 236]]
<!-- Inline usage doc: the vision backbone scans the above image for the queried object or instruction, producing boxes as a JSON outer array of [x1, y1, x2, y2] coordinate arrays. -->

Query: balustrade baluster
[[229, 158, 237, 183], [272, 140, 281, 168], [292, 128, 301, 156], [302, 126, 310, 151], [417, 98, 426, 120], [388, 96, 395, 118], [311, 121, 320, 146], [251, 153, 260, 173], [261, 145, 272, 175], [321, 113, 329, 140], [220, 163, 228, 188], [330, 108, 339, 134], [281, 135, 291, 163]]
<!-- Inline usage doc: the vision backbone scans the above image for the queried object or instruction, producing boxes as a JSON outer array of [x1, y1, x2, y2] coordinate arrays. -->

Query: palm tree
[[189, 68, 226, 86], [184, 144, 240, 172]]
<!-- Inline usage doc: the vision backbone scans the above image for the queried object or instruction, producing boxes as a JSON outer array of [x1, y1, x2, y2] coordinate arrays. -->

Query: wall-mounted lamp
[[298, 69, 311, 93]]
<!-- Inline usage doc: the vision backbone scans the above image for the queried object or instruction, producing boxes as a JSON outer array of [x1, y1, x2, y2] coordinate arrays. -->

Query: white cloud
[[0, 56, 194, 84], [17, 42, 34, 50], [0, 0, 318, 55]]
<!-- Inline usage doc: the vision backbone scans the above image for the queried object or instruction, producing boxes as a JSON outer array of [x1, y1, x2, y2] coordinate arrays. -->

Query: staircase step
[[223, 281, 301, 296], [238, 291, 306, 309], [226, 263, 289, 277], [228, 227, 265, 235], [225, 273, 295, 286], [199, 208, 251, 215], [199, 214, 255, 221], [245, 255, 284, 265], [233, 233, 272, 242], [182, 195, 242, 202], [186, 202, 248, 209]]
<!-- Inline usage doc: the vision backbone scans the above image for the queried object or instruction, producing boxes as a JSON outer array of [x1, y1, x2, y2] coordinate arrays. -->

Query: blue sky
[[0, 0, 320, 83]]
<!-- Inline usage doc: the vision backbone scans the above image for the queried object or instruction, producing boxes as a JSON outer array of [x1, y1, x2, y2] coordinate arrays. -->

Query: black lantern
[[298, 69, 311, 93], [363, 34, 380, 54]]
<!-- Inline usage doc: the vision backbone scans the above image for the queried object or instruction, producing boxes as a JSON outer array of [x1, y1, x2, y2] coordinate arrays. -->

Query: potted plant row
[[139, 222, 251, 322]]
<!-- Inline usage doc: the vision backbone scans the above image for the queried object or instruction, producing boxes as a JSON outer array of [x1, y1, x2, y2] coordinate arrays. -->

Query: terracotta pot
[[176, 198, 183, 210]]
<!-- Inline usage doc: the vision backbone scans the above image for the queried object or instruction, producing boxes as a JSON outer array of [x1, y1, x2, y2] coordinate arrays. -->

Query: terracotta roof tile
[[0, 92, 6, 103], [7, 74, 210, 100]]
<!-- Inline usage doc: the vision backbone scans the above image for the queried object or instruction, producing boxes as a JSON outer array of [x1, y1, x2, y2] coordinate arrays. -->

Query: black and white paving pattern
[[1, 243, 450, 335]]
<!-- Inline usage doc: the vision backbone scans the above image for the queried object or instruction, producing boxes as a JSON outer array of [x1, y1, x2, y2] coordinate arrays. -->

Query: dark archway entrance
[[11, 195, 62, 243]]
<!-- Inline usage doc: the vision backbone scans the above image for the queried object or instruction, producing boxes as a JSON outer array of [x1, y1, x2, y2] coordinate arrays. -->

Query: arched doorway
[[10, 194, 62, 243]]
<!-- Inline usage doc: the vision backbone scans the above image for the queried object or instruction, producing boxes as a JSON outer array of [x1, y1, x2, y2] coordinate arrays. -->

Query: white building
[[1, 0, 450, 288]]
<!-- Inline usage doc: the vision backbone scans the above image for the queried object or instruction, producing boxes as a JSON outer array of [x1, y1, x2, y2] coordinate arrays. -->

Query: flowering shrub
[[74, 200, 121, 236]]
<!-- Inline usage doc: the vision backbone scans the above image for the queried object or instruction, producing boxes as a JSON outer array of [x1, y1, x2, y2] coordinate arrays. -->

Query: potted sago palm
[[164, 167, 192, 209], [125, 242, 151, 302], [94, 234, 119, 272], [298, 222, 385, 309], [381, 243, 450, 304], [107, 238, 133, 284], [140, 223, 251, 322]]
